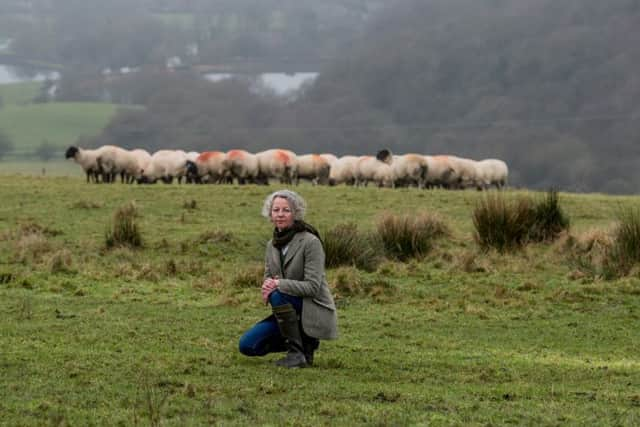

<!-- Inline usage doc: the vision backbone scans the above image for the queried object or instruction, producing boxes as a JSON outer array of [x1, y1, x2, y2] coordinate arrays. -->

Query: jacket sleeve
[[277, 236, 325, 298]]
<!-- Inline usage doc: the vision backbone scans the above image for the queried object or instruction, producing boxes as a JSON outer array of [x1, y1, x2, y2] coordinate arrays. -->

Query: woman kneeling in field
[[239, 190, 338, 368]]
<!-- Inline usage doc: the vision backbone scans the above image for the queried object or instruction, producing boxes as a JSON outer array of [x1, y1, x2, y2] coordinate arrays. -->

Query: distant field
[[0, 160, 83, 177], [0, 82, 40, 105], [0, 178, 639, 426], [0, 101, 118, 156]]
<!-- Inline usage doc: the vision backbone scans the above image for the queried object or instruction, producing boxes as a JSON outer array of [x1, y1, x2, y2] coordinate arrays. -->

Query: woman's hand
[[261, 277, 279, 304]]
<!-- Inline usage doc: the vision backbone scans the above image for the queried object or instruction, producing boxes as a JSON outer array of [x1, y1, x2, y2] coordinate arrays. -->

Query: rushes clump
[[13, 232, 53, 264], [323, 223, 380, 271], [473, 190, 569, 252], [376, 211, 449, 261], [105, 202, 142, 249], [602, 208, 640, 279], [473, 194, 533, 252], [530, 189, 570, 242]]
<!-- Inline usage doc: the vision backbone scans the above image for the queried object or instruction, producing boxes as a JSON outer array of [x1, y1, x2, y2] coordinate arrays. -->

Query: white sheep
[[377, 150, 429, 188], [97, 145, 145, 184], [476, 159, 509, 189], [65, 145, 108, 183], [256, 149, 298, 185], [141, 150, 189, 184], [328, 155, 358, 186], [398, 154, 429, 188], [447, 156, 482, 189], [130, 149, 152, 183], [355, 156, 394, 188], [296, 154, 331, 185], [424, 155, 457, 188], [186, 151, 227, 184], [223, 149, 260, 184], [320, 153, 338, 167]]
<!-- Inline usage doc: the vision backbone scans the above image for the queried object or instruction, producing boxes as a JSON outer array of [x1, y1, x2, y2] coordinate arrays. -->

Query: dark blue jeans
[[239, 290, 316, 357]]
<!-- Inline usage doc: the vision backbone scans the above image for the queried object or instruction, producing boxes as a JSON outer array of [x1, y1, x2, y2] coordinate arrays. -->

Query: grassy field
[[0, 82, 41, 106], [0, 160, 83, 177], [0, 82, 119, 165], [0, 102, 118, 155], [0, 177, 639, 426]]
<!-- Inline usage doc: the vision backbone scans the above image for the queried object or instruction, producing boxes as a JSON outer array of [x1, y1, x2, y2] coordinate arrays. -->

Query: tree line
[[4, 0, 381, 71]]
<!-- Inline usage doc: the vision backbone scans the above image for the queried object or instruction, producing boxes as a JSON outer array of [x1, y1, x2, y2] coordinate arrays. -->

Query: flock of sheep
[[64, 145, 508, 190]]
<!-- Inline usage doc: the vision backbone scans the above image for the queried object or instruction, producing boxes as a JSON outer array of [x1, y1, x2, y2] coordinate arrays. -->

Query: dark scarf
[[272, 220, 322, 249]]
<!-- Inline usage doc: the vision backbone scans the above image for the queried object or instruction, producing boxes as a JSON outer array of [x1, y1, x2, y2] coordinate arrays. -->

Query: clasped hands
[[261, 277, 279, 304]]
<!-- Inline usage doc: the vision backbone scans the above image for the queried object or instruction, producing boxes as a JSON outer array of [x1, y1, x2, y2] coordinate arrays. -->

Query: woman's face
[[271, 197, 295, 231]]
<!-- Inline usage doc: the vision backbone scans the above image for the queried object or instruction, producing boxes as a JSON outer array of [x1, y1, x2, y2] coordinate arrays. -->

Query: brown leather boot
[[272, 304, 308, 368]]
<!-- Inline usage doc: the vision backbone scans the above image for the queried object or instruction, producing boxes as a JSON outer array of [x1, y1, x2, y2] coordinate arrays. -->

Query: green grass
[[1, 178, 639, 425], [0, 82, 41, 106], [0, 102, 118, 157], [0, 160, 84, 176]]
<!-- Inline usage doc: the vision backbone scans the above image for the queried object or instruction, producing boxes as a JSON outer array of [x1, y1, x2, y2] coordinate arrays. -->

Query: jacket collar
[[271, 232, 305, 275]]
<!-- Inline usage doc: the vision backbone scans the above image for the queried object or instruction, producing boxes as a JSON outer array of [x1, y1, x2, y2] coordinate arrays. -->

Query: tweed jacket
[[265, 231, 338, 340]]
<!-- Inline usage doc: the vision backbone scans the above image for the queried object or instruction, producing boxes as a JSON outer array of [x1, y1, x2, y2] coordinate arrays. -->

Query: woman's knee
[[268, 290, 287, 307], [268, 290, 303, 312], [239, 335, 260, 356]]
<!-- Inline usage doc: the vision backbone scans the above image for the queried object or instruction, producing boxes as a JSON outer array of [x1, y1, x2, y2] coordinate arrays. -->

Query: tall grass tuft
[[473, 190, 569, 252], [376, 211, 449, 261], [13, 232, 53, 264], [530, 189, 570, 242], [473, 194, 533, 252], [105, 202, 142, 249], [323, 223, 380, 271], [602, 208, 640, 279]]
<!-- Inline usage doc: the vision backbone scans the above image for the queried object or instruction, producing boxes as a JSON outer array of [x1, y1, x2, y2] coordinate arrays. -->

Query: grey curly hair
[[261, 189, 306, 221]]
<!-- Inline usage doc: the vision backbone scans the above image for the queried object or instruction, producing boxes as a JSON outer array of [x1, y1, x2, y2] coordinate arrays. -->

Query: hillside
[[300, 0, 640, 193], [4, 0, 640, 193], [0, 82, 40, 105], [0, 101, 118, 158], [85, 0, 640, 194], [0, 177, 639, 424]]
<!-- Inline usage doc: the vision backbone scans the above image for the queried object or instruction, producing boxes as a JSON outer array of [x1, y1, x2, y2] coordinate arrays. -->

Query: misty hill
[[301, 0, 640, 193], [2, 0, 383, 70], [64, 0, 640, 194]]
